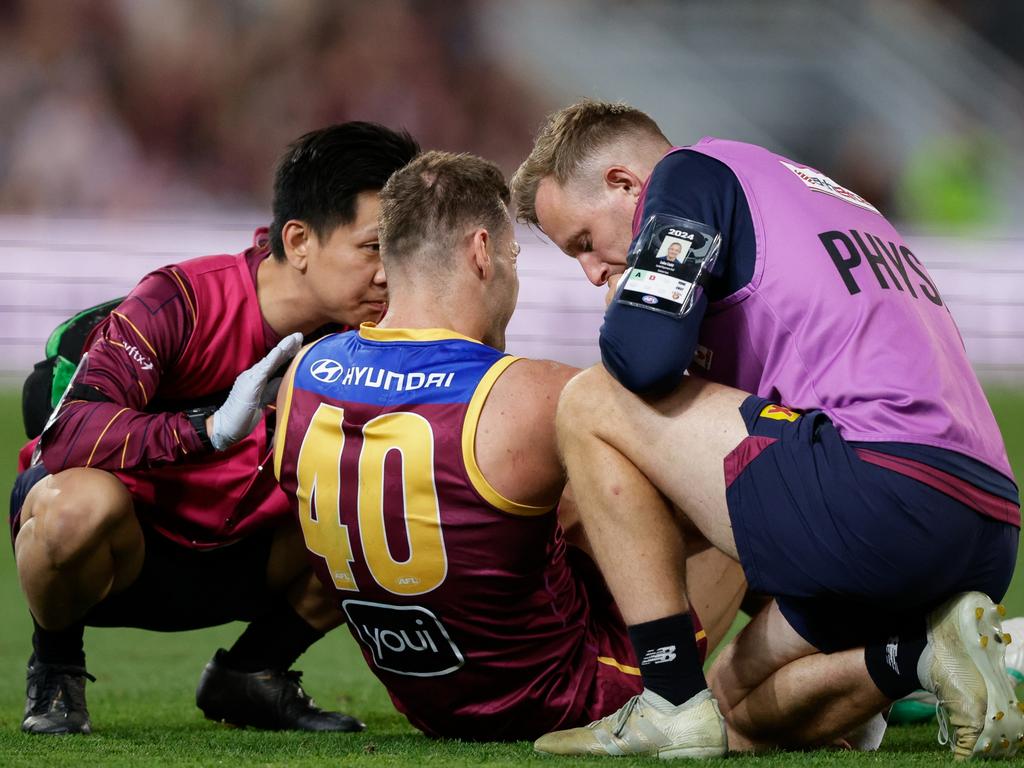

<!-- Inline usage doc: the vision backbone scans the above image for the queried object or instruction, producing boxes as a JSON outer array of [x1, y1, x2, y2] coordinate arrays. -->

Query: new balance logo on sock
[[885, 637, 900, 675], [641, 646, 677, 665]]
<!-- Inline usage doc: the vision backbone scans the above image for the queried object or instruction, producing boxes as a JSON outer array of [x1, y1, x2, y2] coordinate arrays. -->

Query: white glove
[[210, 332, 304, 451]]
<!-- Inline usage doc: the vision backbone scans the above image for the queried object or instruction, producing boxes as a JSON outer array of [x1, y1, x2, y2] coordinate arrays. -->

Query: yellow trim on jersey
[[86, 408, 129, 467], [273, 342, 315, 481], [120, 433, 131, 469], [110, 312, 157, 357], [167, 267, 196, 325], [461, 356, 552, 517], [358, 323, 484, 345], [597, 656, 641, 676], [695, 629, 707, 642]]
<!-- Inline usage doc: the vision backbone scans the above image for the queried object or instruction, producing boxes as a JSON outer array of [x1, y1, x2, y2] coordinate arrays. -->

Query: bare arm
[[473, 358, 579, 509]]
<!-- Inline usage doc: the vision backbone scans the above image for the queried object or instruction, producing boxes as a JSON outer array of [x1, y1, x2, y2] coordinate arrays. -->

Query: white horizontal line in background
[[1, 216, 1021, 382]]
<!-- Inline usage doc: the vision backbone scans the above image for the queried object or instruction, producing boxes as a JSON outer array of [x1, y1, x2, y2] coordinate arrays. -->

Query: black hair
[[269, 122, 420, 260]]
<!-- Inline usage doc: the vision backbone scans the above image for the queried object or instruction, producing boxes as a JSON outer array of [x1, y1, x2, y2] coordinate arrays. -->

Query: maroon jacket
[[33, 229, 290, 548]]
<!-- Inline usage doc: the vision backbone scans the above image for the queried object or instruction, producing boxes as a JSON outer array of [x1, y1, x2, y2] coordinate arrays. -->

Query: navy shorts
[[725, 396, 1019, 653], [10, 464, 278, 631]]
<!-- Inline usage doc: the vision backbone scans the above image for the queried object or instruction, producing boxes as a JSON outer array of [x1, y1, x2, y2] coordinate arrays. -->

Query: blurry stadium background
[[1, 0, 1023, 380], [1, 1, 1023, 764]]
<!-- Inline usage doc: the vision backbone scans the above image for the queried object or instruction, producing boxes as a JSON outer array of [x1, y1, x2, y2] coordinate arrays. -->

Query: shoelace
[[934, 698, 978, 754], [29, 666, 96, 711], [935, 701, 951, 747], [282, 670, 318, 710]]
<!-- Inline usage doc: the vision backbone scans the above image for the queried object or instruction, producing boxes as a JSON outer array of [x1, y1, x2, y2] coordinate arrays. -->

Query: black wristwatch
[[185, 406, 216, 451]]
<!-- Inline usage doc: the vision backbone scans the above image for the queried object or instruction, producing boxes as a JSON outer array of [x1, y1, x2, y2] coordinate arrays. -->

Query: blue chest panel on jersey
[[294, 330, 506, 406]]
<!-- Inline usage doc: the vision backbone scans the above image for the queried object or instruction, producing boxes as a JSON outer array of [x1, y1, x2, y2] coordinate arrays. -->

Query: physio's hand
[[605, 272, 622, 307], [209, 332, 304, 451]]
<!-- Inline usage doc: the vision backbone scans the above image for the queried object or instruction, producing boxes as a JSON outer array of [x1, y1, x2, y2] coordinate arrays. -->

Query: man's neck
[[256, 256, 326, 337], [376, 294, 487, 344]]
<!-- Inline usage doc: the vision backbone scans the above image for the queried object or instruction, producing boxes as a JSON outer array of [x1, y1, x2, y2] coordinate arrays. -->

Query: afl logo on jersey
[[642, 295, 658, 305], [310, 358, 345, 383]]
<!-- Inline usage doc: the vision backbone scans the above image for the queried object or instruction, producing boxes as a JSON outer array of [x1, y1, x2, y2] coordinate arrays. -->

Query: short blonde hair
[[380, 150, 510, 268], [511, 99, 667, 225]]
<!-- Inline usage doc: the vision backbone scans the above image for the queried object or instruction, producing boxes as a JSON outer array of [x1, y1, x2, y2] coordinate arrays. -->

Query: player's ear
[[469, 228, 492, 279], [604, 166, 643, 199], [281, 220, 312, 272]]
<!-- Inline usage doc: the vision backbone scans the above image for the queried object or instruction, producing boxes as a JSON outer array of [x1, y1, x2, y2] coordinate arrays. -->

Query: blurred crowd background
[[1, 0, 1023, 385], [0, 0, 546, 213], [2, 0, 1023, 231]]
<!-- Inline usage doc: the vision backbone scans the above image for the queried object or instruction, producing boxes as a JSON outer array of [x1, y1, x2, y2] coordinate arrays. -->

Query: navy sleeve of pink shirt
[[39, 268, 208, 474], [599, 150, 756, 394]]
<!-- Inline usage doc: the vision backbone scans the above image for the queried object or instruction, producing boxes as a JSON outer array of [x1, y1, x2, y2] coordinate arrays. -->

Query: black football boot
[[23, 654, 95, 734], [195, 649, 364, 732]]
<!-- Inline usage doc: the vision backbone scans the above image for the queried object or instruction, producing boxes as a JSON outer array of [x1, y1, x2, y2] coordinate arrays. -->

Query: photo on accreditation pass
[[658, 237, 690, 264]]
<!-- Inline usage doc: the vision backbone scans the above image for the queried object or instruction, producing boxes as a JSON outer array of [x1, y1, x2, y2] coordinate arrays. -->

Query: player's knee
[[707, 642, 744, 711], [30, 470, 134, 570], [555, 365, 615, 443]]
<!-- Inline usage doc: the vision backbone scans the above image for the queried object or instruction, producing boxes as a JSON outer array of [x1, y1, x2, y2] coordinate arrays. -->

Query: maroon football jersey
[[275, 325, 642, 739]]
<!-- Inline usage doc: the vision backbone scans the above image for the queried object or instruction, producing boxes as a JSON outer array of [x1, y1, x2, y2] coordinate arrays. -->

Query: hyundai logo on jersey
[[310, 358, 345, 383]]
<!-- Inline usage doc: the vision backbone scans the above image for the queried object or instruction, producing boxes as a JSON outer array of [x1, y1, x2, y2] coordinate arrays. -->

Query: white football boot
[[533, 688, 727, 759], [918, 592, 1024, 759]]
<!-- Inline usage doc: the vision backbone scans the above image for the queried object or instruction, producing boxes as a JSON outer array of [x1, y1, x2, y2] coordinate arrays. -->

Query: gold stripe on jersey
[[597, 656, 641, 676], [120, 433, 131, 469], [273, 342, 315, 481], [111, 312, 158, 357], [358, 323, 484, 345], [86, 407, 129, 467], [462, 356, 552, 517], [174, 427, 187, 454], [168, 267, 196, 325]]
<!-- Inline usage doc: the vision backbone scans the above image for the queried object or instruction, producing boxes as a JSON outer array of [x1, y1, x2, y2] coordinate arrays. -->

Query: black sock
[[864, 626, 928, 700], [222, 601, 324, 673], [32, 617, 86, 668], [628, 613, 707, 706]]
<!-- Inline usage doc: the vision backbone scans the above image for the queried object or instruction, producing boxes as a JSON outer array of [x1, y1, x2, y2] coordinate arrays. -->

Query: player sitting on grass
[[272, 150, 748, 739], [11, 122, 418, 735], [511, 100, 1021, 759]]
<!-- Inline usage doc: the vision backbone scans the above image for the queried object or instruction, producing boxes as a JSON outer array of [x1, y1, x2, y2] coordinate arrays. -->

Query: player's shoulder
[[485, 357, 578, 423], [499, 357, 578, 396]]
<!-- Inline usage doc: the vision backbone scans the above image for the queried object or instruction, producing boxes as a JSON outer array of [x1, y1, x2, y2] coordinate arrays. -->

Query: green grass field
[[1, 388, 1023, 766]]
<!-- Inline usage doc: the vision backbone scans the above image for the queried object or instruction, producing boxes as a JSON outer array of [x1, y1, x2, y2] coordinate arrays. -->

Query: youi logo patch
[[343, 600, 465, 677], [310, 358, 345, 383]]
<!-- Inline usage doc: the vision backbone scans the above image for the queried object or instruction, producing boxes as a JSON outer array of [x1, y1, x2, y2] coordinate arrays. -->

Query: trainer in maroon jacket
[[13, 121, 419, 737], [33, 230, 295, 548]]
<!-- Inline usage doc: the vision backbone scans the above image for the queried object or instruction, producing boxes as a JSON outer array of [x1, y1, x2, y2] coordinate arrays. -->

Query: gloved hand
[[209, 332, 304, 451]]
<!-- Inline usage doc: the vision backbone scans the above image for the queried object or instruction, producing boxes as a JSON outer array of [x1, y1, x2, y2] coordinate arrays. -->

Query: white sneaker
[[918, 591, 1024, 759], [533, 688, 727, 759], [1000, 617, 1024, 685]]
